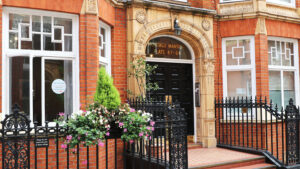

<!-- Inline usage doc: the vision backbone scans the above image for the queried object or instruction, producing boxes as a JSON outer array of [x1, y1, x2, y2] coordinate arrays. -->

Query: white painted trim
[[222, 36, 256, 98], [2, 7, 80, 124], [145, 35, 197, 143], [99, 21, 111, 75], [267, 37, 299, 107], [266, 0, 295, 8]]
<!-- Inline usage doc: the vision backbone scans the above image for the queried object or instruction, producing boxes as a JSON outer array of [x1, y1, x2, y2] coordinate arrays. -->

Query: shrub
[[94, 67, 121, 110]]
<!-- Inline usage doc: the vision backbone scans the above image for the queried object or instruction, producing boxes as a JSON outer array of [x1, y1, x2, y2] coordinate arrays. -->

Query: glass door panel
[[9, 56, 30, 117], [43, 59, 73, 124]]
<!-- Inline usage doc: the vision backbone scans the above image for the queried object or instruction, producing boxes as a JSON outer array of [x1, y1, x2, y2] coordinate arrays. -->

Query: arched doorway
[[145, 36, 195, 135]]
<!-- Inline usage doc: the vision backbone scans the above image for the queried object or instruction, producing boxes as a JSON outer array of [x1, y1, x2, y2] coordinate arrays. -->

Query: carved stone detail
[[266, 5, 299, 18], [255, 17, 267, 35], [220, 4, 254, 15], [203, 58, 215, 75], [136, 10, 146, 24], [85, 0, 98, 15], [202, 19, 211, 31]]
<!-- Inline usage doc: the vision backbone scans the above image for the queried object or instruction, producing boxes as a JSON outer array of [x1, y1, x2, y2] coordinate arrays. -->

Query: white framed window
[[220, 0, 249, 3], [222, 36, 256, 98], [268, 37, 299, 108], [2, 7, 80, 126], [266, 0, 295, 7], [99, 21, 111, 75]]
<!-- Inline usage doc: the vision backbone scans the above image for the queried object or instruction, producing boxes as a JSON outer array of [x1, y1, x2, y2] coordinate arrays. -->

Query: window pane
[[45, 60, 73, 122], [43, 35, 62, 51], [227, 71, 252, 97], [33, 57, 42, 124], [269, 71, 282, 108], [21, 25, 30, 38], [32, 15, 41, 32], [10, 57, 30, 118], [226, 39, 250, 65], [54, 28, 62, 40], [145, 37, 192, 60], [64, 36, 72, 51], [54, 18, 72, 34], [9, 13, 30, 30], [283, 71, 295, 107], [9, 32, 18, 49], [101, 28, 106, 42], [43, 16, 52, 33], [21, 34, 41, 50]]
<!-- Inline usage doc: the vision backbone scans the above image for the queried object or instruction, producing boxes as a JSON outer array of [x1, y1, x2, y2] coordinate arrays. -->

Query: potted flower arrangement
[[58, 67, 155, 150], [116, 103, 154, 143]]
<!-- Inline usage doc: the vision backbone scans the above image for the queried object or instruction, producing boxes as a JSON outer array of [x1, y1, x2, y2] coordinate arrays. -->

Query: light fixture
[[174, 18, 182, 36]]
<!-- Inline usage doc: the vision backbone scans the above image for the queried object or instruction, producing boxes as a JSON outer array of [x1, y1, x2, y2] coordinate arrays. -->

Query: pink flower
[[66, 135, 72, 140], [150, 121, 155, 127], [152, 127, 155, 131], [119, 122, 124, 127], [106, 132, 110, 136], [82, 160, 88, 165], [129, 140, 134, 144], [98, 140, 105, 147], [146, 134, 149, 137], [61, 144, 67, 149], [123, 128, 127, 132], [130, 108, 135, 112], [72, 148, 77, 153], [59, 112, 64, 116], [82, 141, 86, 144], [85, 132, 88, 136], [147, 126, 151, 130], [78, 136, 81, 140], [139, 132, 143, 137], [149, 136, 152, 140]]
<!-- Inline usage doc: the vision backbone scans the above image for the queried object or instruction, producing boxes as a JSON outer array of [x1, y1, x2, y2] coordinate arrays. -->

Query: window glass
[[268, 39, 297, 108], [223, 37, 255, 99], [269, 71, 282, 108], [146, 37, 191, 60], [99, 22, 111, 75], [8, 13, 73, 51], [227, 71, 252, 97], [10, 57, 30, 118], [225, 39, 251, 65]]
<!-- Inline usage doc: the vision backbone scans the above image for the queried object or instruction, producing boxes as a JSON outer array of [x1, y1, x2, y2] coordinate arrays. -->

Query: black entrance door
[[147, 62, 194, 135]]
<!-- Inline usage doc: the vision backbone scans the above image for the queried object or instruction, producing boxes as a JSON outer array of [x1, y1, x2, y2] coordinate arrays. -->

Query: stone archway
[[127, 9, 216, 147]]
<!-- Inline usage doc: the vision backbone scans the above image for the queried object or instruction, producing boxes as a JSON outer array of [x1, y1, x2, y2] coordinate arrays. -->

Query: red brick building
[[1, 0, 300, 168]]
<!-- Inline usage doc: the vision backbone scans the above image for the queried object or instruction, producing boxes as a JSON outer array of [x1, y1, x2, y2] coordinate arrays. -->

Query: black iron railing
[[1, 105, 122, 169], [215, 97, 300, 168], [126, 99, 188, 169]]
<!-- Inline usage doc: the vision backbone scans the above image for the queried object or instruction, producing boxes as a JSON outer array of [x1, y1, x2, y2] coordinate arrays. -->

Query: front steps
[[188, 147, 276, 169], [189, 156, 276, 169]]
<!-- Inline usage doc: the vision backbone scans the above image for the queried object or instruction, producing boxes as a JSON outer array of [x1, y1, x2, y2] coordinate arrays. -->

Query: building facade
[[1, 0, 300, 155]]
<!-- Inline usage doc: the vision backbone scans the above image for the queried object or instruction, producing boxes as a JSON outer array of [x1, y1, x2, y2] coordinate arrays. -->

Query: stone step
[[189, 156, 270, 169], [231, 163, 276, 169]]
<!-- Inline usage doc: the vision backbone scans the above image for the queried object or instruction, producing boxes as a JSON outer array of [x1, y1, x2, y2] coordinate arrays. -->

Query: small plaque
[[51, 79, 66, 94], [35, 138, 49, 148]]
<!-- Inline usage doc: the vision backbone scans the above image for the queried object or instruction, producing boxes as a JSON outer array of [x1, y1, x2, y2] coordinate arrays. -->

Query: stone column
[[197, 57, 217, 148]]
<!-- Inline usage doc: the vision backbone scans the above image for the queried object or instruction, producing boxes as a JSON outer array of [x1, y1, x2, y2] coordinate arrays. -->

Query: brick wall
[[111, 8, 127, 102], [0, 138, 124, 169], [79, 14, 99, 108], [188, 0, 216, 9]]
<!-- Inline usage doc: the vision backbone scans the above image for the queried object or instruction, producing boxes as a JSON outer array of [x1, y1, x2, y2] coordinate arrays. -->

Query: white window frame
[[2, 7, 80, 125], [222, 36, 256, 98], [268, 37, 299, 107], [220, 0, 249, 3], [266, 0, 295, 8], [99, 21, 111, 75]]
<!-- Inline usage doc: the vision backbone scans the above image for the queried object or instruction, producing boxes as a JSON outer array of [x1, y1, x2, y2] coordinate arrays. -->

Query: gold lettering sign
[[146, 37, 191, 60]]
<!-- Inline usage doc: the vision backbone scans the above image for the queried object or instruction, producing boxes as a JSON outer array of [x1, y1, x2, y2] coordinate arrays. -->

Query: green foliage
[[56, 106, 114, 149], [128, 57, 159, 98], [94, 67, 121, 110]]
